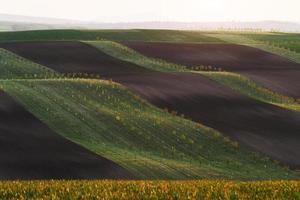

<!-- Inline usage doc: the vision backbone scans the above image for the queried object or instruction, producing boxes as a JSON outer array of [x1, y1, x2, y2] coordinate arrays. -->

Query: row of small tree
[[190, 65, 224, 72]]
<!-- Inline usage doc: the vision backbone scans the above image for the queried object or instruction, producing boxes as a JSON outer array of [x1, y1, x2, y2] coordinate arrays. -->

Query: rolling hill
[[0, 42, 298, 179], [0, 29, 300, 181], [2, 40, 300, 170]]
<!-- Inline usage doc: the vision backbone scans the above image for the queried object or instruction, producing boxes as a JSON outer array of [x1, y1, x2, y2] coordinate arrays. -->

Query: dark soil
[[0, 91, 134, 180], [122, 42, 300, 98]]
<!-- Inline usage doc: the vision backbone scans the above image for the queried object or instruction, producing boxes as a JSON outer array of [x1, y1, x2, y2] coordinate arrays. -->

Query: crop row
[[0, 180, 299, 200]]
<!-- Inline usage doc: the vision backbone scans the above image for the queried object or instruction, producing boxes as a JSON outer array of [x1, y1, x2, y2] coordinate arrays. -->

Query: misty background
[[1, 0, 300, 32]]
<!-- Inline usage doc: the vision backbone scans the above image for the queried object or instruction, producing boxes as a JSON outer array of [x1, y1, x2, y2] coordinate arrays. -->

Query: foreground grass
[[0, 78, 297, 179], [0, 180, 299, 200], [197, 71, 300, 111], [0, 29, 223, 43]]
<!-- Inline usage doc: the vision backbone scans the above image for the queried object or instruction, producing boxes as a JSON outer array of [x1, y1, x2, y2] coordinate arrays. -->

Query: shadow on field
[[0, 91, 134, 180]]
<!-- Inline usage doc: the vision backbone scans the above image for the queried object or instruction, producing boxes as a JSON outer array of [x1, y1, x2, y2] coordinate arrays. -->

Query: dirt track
[[0, 91, 134, 180], [122, 42, 300, 98], [2, 41, 300, 168]]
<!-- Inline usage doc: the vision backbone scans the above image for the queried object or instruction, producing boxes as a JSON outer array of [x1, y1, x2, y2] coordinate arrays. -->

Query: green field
[[246, 33, 300, 53], [0, 29, 223, 43]]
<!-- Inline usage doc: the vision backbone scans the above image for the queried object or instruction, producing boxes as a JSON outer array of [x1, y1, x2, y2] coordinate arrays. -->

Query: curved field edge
[[204, 33, 300, 64], [85, 41, 188, 72], [87, 41, 300, 111], [196, 71, 300, 111], [0, 78, 297, 179], [0, 48, 57, 79], [3, 39, 298, 111], [1, 180, 300, 200]]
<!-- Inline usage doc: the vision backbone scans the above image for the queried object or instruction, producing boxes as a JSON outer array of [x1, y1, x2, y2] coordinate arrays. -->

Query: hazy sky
[[1, 0, 300, 23]]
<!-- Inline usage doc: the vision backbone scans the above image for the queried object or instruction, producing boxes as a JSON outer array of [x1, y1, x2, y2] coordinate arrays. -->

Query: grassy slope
[[0, 78, 297, 179], [0, 47, 298, 179], [197, 71, 300, 111], [205, 32, 300, 64], [88, 41, 300, 111], [86, 41, 187, 72], [0, 29, 223, 43], [0, 48, 56, 79]]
